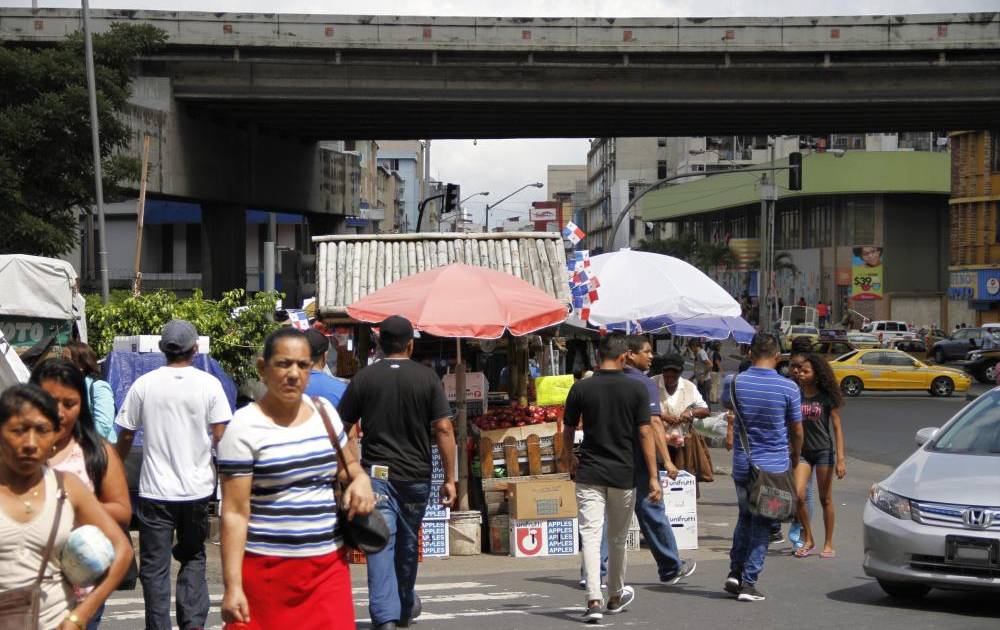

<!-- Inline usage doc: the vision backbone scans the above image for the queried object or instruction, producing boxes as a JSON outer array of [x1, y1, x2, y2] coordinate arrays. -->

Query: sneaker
[[724, 569, 741, 595], [605, 586, 635, 614], [583, 602, 603, 623], [737, 583, 766, 602], [662, 560, 698, 585], [769, 530, 785, 545], [578, 578, 587, 589]]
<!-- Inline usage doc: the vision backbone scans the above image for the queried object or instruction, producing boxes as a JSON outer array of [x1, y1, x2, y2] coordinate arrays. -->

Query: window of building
[[830, 134, 865, 151], [898, 132, 932, 152], [801, 202, 832, 249], [657, 161, 667, 179], [657, 138, 666, 147], [853, 200, 876, 244], [778, 208, 800, 249], [729, 213, 747, 239], [185, 224, 201, 273]]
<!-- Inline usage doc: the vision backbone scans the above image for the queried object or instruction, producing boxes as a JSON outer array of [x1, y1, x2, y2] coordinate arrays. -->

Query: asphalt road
[[99, 378, 998, 629]]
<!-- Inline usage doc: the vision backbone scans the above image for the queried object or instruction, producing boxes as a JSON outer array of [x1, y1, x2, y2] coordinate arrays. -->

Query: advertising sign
[[529, 206, 558, 222], [851, 246, 884, 300]]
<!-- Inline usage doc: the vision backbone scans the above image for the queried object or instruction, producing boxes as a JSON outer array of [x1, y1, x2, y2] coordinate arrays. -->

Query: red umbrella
[[347, 263, 568, 338]]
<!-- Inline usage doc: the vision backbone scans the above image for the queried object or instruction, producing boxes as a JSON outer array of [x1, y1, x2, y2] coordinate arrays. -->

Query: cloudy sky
[[6, 1, 995, 223]]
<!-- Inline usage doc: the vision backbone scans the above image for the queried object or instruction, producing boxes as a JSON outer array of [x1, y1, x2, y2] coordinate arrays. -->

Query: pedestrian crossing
[[99, 579, 582, 629]]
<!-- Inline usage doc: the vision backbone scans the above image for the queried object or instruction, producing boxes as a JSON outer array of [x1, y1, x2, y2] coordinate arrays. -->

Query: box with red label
[[509, 517, 578, 558]]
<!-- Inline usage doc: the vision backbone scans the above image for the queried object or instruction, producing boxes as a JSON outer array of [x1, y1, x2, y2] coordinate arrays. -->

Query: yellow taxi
[[784, 325, 820, 349], [831, 348, 972, 397]]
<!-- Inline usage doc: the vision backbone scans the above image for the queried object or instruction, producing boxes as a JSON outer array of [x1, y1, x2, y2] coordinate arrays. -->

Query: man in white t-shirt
[[116, 320, 232, 630]]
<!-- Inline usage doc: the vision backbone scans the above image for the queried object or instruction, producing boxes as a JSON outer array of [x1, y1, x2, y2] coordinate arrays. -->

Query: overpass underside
[[159, 47, 1000, 139]]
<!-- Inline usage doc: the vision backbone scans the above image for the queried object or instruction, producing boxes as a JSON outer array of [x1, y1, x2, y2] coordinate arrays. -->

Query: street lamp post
[[484, 183, 543, 232], [82, 0, 110, 302], [456, 191, 489, 232]]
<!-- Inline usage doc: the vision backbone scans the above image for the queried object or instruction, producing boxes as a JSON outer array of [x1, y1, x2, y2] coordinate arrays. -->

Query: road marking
[[351, 580, 488, 594], [354, 591, 546, 605]]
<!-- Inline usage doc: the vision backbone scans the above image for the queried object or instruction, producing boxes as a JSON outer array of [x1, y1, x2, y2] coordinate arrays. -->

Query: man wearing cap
[[337, 316, 457, 630], [303, 328, 348, 407], [116, 320, 233, 630]]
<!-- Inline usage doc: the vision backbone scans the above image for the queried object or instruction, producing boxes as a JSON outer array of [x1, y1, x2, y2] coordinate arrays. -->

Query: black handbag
[[730, 376, 799, 522], [313, 398, 390, 555]]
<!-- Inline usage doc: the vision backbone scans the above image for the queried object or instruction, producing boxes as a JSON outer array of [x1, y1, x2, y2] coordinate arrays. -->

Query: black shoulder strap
[[729, 375, 754, 467]]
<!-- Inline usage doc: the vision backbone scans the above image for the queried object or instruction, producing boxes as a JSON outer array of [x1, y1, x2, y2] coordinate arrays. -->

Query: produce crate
[[479, 423, 568, 479]]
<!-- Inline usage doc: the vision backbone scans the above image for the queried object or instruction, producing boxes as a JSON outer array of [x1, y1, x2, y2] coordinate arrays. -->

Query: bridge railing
[[1, 8, 998, 53]]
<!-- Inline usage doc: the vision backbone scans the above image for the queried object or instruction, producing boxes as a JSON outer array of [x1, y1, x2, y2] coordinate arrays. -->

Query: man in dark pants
[[338, 316, 457, 630], [624, 336, 696, 584], [721, 333, 803, 602], [116, 320, 232, 629]]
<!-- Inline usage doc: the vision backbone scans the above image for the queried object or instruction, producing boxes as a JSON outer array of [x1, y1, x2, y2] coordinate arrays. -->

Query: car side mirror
[[915, 427, 938, 446]]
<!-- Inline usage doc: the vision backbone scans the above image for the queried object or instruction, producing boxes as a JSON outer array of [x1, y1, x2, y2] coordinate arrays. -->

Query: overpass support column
[[201, 204, 247, 299]]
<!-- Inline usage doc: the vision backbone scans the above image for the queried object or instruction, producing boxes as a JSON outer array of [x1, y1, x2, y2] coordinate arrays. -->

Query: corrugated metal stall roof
[[312, 232, 570, 316]]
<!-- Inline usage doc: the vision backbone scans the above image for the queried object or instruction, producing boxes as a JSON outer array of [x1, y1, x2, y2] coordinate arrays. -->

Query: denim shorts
[[802, 448, 836, 467]]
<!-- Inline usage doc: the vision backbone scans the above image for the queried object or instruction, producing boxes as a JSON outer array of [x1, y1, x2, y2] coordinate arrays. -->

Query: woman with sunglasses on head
[[0, 384, 133, 630], [791, 354, 846, 559], [30, 359, 132, 629], [218, 327, 375, 630]]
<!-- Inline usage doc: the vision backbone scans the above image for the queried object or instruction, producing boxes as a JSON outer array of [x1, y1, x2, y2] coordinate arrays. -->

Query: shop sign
[[978, 269, 1000, 302], [443, 371, 487, 403], [949, 270, 977, 301]]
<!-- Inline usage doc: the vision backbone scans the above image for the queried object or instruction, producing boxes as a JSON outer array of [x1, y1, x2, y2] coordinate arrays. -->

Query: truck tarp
[[0, 255, 78, 321]]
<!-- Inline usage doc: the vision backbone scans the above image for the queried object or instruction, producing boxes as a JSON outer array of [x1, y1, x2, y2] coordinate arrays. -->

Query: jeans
[[137, 496, 211, 630], [729, 481, 774, 586], [367, 478, 431, 626], [633, 473, 682, 580], [577, 483, 635, 603]]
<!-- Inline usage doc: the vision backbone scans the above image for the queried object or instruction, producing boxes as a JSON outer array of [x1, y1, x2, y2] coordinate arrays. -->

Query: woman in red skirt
[[217, 328, 375, 629]]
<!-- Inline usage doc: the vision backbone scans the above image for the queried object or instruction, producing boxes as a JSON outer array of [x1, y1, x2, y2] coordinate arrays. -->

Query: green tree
[[0, 23, 166, 257], [86, 289, 281, 385]]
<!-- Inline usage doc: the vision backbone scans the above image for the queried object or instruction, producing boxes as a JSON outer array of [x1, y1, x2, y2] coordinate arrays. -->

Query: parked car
[[889, 339, 929, 360], [863, 389, 1000, 598], [831, 349, 972, 397], [962, 347, 1000, 384], [776, 340, 858, 376], [862, 320, 914, 346], [930, 327, 1000, 364], [919, 327, 948, 349], [847, 332, 882, 349]]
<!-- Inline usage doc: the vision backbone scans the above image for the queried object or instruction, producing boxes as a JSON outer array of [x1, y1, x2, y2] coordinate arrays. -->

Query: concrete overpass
[[3, 8, 999, 293]]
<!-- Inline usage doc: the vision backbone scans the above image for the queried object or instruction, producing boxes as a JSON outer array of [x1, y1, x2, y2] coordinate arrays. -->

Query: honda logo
[[961, 508, 994, 529]]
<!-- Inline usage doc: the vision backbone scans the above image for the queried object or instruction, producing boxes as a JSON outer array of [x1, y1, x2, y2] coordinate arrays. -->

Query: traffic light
[[444, 183, 460, 215], [788, 152, 803, 191]]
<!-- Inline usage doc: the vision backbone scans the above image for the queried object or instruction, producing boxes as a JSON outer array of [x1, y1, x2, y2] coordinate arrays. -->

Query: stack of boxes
[[421, 445, 450, 557], [506, 479, 579, 558], [661, 470, 699, 550]]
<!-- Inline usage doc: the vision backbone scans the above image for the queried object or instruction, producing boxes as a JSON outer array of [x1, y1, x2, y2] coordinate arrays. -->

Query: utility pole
[[758, 138, 777, 329], [82, 0, 110, 302]]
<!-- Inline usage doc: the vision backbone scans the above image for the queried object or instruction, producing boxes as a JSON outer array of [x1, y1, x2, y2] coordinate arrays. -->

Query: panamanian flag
[[562, 221, 586, 245]]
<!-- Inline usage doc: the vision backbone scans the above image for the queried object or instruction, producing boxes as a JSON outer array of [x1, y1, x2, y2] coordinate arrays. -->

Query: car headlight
[[969, 351, 982, 361], [869, 483, 912, 520]]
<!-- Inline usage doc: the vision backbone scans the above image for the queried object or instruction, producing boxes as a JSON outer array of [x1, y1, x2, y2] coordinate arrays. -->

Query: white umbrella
[[571, 250, 741, 332]]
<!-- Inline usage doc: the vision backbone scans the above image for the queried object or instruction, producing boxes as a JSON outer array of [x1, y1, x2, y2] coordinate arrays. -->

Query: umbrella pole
[[455, 338, 470, 512]]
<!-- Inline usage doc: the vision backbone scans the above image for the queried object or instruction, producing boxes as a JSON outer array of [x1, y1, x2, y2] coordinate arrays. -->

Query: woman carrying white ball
[[0, 384, 133, 630]]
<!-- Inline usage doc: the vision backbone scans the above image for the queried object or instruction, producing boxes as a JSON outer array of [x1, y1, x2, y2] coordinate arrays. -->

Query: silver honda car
[[863, 388, 1000, 597]]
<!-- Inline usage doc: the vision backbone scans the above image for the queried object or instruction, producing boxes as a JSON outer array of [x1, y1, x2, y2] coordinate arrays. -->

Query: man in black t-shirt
[[562, 333, 662, 622], [338, 316, 456, 630]]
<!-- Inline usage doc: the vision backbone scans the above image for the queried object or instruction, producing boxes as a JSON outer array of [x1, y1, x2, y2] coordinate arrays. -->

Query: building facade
[[546, 164, 588, 232], [377, 140, 426, 232], [948, 130, 1000, 326], [642, 151, 951, 328]]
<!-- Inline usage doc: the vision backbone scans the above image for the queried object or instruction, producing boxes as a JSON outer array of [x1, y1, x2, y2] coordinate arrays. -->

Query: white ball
[[61, 525, 115, 587]]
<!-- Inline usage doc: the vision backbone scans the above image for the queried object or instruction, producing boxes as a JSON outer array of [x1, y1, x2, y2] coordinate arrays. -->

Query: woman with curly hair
[[792, 353, 846, 559]]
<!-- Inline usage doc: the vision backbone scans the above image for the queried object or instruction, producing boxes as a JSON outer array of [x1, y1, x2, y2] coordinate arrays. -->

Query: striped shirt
[[217, 396, 347, 558], [722, 367, 802, 483]]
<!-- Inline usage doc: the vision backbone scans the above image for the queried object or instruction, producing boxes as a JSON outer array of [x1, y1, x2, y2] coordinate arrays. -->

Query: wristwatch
[[66, 613, 85, 629]]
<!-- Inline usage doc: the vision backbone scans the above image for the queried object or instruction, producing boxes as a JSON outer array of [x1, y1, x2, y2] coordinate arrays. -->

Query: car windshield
[[791, 327, 814, 333], [834, 350, 858, 362], [930, 390, 1000, 456]]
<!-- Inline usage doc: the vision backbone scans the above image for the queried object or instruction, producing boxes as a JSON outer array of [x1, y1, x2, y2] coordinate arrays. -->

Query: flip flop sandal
[[794, 546, 815, 558], [820, 550, 837, 559]]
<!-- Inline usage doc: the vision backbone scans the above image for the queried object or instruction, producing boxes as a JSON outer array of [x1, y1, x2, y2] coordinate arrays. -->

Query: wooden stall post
[[455, 338, 470, 512]]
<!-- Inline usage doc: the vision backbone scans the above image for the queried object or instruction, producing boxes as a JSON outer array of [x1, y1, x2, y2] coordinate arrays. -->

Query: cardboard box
[[509, 517, 578, 558], [660, 470, 698, 515], [667, 511, 699, 550], [509, 479, 577, 520], [112, 335, 210, 354], [422, 519, 449, 557]]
